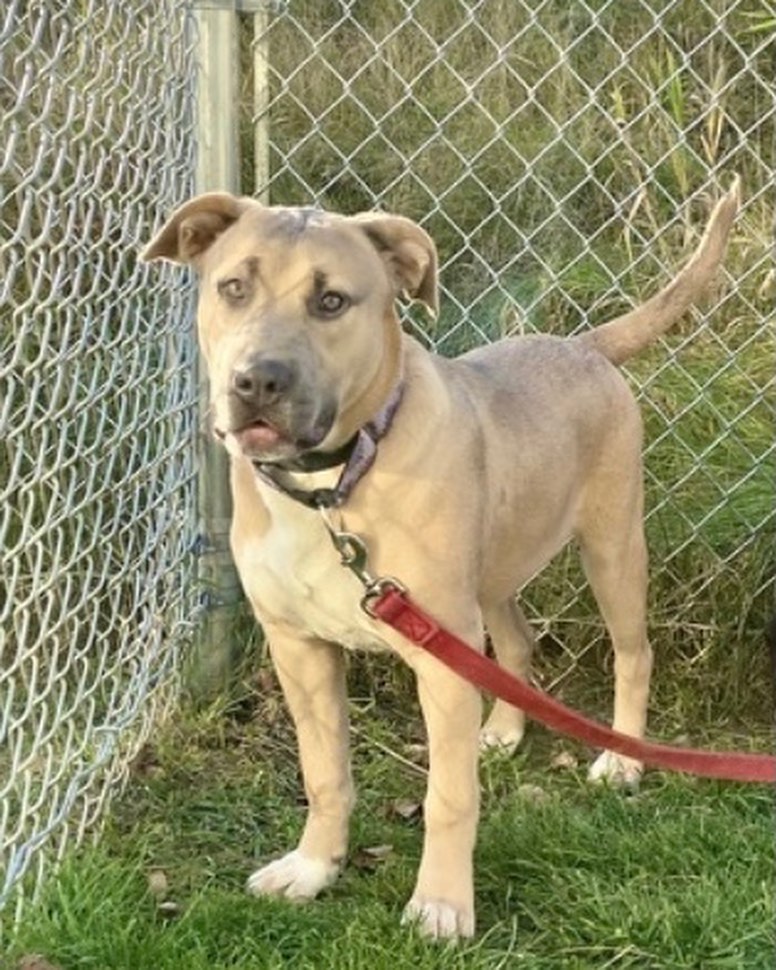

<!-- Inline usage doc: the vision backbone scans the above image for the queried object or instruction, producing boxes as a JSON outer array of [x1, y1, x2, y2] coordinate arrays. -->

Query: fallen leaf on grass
[[16, 957, 62, 970], [146, 867, 169, 898], [145, 866, 184, 919], [352, 844, 394, 872], [157, 900, 185, 919], [550, 750, 579, 771], [389, 799, 422, 823]]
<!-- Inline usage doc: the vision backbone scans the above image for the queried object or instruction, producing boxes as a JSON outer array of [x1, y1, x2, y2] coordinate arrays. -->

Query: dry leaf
[[16, 957, 62, 970], [550, 750, 579, 771], [144, 867, 183, 919], [146, 867, 169, 899], [352, 844, 394, 871], [390, 799, 422, 822], [157, 900, 184, 919]]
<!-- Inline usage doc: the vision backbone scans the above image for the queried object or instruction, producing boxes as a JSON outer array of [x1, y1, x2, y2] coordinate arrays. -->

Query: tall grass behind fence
[[0, 0, 198, 926], [251, 0, 775, 709]]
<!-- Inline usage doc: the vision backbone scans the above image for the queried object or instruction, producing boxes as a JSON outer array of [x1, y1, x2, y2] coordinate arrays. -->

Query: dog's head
[[142, 194, 437, 463]]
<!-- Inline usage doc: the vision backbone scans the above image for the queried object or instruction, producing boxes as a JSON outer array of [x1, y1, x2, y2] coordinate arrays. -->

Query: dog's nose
[[231, 357, 296, 405]]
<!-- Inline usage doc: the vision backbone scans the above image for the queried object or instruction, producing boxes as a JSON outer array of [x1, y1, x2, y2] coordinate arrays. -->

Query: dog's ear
[[351, 213, 438, 318], [141, 193, 248, 268]]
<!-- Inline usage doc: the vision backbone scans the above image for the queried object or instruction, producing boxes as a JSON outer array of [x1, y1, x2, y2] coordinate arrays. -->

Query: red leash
[[370, 585, 775, 784], [320, 516, 775, 784]]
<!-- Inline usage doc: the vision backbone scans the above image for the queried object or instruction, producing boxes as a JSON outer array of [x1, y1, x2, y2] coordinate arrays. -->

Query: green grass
[[3, 675, 774, 969]]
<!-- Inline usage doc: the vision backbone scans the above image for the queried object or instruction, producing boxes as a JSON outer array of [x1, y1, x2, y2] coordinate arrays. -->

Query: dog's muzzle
[[219, 355, 334, 459]]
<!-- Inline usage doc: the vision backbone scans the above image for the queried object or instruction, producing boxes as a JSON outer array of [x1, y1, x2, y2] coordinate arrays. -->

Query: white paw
[[479, 725, 524, 754], [479, 705, 525, 754], [246, 850, 340, 902], [402, 895, 475, 940], [588, 749, 643, 789]]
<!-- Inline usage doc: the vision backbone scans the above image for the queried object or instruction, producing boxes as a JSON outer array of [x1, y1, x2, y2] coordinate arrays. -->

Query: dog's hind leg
[[577, 477, 653, 788], [479, 598, 535, 753]]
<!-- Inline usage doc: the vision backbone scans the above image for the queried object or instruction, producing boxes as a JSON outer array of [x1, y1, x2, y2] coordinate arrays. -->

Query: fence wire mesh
[[1, 0, 198, 925], [2, 0, 774, 933], [253, 0, 774, 677]]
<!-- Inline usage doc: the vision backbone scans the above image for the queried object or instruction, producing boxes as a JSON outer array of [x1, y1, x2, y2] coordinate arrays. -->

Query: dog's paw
[[246, 850, 340, 901], [588, 749, 643, 789], [402, 895, 475, 940], [479, 703, 525, 754], [479, 727, 523, 755]]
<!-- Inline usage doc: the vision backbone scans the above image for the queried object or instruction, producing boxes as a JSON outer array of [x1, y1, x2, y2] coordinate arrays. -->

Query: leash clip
[[319, 508, 405, 615], [330, 529, 375, 588]]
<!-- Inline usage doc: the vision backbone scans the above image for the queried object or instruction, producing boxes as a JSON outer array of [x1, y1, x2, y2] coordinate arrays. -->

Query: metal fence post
[[190, 1, 244, 697]]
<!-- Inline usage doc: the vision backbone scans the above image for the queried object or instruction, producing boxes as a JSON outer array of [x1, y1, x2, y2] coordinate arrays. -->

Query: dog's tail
[[576, 177, 740, 366]]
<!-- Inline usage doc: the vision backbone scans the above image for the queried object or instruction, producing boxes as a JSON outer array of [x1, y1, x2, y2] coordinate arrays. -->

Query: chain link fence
[[252, 0, 774, 680], [1, 0, 198, 926], [2, 0, 774, 933]]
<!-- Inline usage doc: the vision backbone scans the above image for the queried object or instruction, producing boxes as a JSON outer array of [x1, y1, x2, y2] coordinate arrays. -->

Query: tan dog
[[142, 179, 739, 939]]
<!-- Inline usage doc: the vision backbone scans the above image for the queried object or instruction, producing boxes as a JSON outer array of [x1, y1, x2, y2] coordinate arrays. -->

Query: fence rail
[[2, 0, 774, 930]]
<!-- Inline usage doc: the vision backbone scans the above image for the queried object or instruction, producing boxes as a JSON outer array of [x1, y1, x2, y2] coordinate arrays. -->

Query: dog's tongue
[[234, 422, 283, 452]]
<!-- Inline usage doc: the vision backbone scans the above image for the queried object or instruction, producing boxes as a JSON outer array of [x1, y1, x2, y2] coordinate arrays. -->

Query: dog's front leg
[[404, 648, 482, 940], [247, 627, 354, 901]]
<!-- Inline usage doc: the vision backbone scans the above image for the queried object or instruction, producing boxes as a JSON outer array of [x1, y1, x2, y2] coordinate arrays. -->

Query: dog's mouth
[[215, 408, 336, 463], [214, 417, 289, 457], [232, 419, 286, 453]]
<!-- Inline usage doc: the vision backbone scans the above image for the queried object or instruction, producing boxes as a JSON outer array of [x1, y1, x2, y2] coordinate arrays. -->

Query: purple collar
[[252, 383, 404, 509]]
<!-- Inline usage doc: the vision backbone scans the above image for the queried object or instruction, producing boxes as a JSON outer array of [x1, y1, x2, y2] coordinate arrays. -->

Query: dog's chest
[[236, 505, 391, 653]]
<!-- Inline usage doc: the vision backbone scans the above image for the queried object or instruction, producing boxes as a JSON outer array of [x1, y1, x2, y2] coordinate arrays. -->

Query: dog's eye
[[218, 277, 249, 304], [315, 290, 349, 318]]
